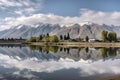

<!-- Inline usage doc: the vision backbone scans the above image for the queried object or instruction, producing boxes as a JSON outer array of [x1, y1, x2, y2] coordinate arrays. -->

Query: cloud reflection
[[0, 54, 120, 77]]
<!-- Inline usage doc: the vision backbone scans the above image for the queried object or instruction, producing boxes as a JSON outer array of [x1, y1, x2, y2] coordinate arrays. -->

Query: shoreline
[[30, 42, 120, 47], [0, 42, 27, 47], [0, 42, 120, 47]]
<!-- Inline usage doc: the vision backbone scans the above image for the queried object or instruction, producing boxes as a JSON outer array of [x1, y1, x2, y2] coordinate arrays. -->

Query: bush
[[49, 35, 59, 42], [42, 36, 50, 42], [42, 35, 59, 42], [28, 37, 39, 42]]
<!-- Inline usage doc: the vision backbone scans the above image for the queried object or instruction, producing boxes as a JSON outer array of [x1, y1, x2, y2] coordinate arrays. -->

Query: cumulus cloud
[[79, 9, 120, 26], [0, 0, 22, 7], [0, 0, 43, 16], [0, 0, 42, 7], [14, 7, 35, 15], [1, 9, 120, 30], [14, 11, 23, 15]]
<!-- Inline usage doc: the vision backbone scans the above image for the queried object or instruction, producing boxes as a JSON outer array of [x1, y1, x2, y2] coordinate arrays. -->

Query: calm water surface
[[0, 45, 119, 80]]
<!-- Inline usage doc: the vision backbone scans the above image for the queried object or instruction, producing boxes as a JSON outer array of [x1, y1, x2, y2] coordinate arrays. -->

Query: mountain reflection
[[0, 46, 119, 80], [0, 51, 120, 80]]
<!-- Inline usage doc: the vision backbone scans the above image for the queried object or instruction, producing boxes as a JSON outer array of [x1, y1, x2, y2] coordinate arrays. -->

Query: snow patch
[[78, 21, 93, 26]]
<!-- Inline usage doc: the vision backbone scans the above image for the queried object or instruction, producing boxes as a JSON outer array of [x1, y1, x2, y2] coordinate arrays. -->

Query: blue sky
[[1, 0, 120, 30], [42, 0, 120, 16], [1, 0, 120, 18]]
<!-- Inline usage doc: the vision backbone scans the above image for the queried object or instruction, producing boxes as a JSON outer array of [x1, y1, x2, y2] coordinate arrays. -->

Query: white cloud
[[14, 7, 35, 15], [14, 11, 23, 15], [0, 0, 23, 7], [24, 7, 35, 13], [19, 0, 31, 6], [0, 0, 43, 7], [0, 0, 43, 16], [79, 10, 120, 26], [1, 10, 120, 30]]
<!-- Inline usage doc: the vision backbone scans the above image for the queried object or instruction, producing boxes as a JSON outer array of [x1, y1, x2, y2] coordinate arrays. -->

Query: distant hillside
[[0, 23, 120, 39]]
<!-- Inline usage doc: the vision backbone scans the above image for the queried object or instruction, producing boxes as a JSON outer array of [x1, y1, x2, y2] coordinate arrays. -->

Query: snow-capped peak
[[16, 25, 24, 29], [60, 21, 94, 27], [79, 21, 93, 26], [61, 23, 75, 27], [11, 24, 24, 29]]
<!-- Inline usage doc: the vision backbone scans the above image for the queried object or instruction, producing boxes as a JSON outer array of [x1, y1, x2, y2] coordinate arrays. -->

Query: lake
[[0, 45, 119, 80]]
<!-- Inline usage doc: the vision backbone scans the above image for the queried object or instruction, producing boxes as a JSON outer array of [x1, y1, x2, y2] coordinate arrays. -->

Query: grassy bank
[[30, 42, 120, 47]]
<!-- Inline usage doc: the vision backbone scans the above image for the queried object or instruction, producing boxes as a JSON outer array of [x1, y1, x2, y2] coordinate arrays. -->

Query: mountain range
[[0, 22, 120, 39]]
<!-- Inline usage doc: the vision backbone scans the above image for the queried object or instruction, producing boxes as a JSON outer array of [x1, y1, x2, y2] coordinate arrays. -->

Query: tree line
[[28, 30, 119, 42], [0, 37, 25, 42], [28, 33, 71, 42]]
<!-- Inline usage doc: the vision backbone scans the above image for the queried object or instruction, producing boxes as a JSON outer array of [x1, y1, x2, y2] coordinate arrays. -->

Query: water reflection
[[101, 47, 118, 58], [28, 45, 120, 61], [0, 45, 119, 80], [0, 44, 25, 48]]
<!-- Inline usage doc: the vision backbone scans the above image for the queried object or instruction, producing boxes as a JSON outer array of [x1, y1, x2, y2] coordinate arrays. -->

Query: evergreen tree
[[20, 37, 22, 40], [46, 33, 49, 37], [67, 33, 70, 40], [85, 36, 89, 42], [39, 35, 43, 40], [60, 35, 63, 40], [64, 35, 67, 40]]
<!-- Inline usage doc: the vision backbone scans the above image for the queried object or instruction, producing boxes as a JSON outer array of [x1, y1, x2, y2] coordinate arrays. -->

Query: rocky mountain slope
[[0, 23, 120, 39]]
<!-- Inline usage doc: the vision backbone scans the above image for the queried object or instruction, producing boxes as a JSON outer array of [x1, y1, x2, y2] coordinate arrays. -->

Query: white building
[[89, 39, 96, 42]]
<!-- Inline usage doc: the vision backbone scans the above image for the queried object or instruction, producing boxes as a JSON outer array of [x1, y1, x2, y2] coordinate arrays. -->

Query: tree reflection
[[101, 47, 107, 58], [60, 47, 63, 52], [49, 46, 59, 53], [28, 45, 37, 50], [28, 45, 59, 53], [28, 45, 119, 61], [0, 44, 25, 48], [66, 48, 70, 54], [85, 47, 89, 53], [101, 47, 117, 58]]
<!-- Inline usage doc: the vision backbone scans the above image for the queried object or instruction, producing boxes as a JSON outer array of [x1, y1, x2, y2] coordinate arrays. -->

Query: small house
[[89, 39, 96, 42]]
